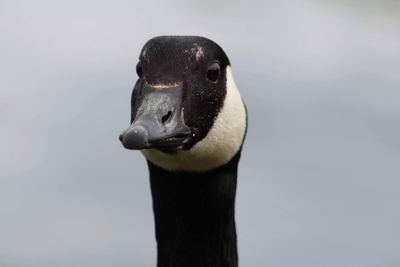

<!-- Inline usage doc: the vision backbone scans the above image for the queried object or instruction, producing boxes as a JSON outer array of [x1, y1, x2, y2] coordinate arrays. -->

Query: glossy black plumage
[[148, 152, 241, 267], [131, 36, 230, 150]]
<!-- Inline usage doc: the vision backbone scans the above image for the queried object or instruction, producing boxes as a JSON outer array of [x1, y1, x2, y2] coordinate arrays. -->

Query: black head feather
[[131, 36, 231, 149]]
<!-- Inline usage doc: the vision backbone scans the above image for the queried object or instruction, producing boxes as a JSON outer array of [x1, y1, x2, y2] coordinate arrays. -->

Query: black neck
[[147, 152, 241, 267]]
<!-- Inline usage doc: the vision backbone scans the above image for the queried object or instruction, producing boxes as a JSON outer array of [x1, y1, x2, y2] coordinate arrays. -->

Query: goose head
[[120, 36, 246, 172]]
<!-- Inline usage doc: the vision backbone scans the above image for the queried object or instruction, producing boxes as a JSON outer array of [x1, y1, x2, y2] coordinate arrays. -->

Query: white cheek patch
[[142, 66, 247, 172]]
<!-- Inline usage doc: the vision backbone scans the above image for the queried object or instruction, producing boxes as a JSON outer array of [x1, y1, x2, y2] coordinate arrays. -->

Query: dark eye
[[206, 62, 220, 83], [136, 61, 143, 78]]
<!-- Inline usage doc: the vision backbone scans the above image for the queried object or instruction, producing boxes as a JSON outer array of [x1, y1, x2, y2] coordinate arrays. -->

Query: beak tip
[[120, 125, 148, 150]]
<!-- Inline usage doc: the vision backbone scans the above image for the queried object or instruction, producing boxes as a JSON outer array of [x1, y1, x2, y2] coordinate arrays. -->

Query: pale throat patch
[[142, 66, 247, 172]]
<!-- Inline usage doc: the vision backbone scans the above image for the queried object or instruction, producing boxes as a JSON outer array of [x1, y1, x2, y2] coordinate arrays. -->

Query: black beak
[[119, 84, 191, 150]]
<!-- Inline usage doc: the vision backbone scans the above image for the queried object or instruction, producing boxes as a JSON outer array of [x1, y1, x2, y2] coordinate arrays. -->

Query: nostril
[[161, 111, 172, 124], [119, 133, 124, 142]]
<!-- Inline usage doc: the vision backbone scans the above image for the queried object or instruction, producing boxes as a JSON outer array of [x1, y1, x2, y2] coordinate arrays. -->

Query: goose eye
[[206, 62, 220, 83], [136, 62, 143, 78]]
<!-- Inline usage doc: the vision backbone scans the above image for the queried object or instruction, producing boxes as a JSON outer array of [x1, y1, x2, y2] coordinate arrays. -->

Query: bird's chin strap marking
[[142, 66, 246, 172]]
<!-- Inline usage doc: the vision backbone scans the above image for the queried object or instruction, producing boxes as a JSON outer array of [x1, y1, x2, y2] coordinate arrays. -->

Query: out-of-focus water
[[1, 0, 399, 266]]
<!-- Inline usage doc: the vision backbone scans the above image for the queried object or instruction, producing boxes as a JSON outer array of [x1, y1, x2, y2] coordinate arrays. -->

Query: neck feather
[[148, 152, 241, 267]]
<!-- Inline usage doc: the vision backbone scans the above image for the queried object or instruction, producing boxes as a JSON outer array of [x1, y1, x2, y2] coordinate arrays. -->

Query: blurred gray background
[[1, 0, 399, 266]]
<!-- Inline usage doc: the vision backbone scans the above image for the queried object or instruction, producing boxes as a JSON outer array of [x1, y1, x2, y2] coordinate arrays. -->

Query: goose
[[119, 36, 247, 267]]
